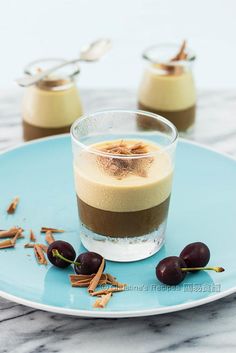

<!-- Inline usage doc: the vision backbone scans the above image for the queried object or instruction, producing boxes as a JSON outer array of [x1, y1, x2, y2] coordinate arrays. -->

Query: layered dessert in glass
[[22, 59, 83, 141], [71, 110, 178, 261], [138, 41, 196, 133]]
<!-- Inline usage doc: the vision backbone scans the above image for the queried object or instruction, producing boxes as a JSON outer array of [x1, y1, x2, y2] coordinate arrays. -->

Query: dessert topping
[[45, 230, 55, 245], [7, 197, 19, 214], [170, 40, 188, 61], [30, 229, 36, 242], [34, 244, 47, 265], [41, 227, 64, 233], [93, 293, 112, 308], [97, 141, 153, 179], [88, 258, 105, 293], [0, 227, 23, 238], [0, 238, 16, 249], [0, 228, 22, 249]]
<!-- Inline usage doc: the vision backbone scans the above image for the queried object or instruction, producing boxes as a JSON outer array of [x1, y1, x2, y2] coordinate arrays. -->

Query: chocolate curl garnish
[[0, 227, 23, 238], [91, 286, 126, 297], [0, 229, 22, 249], [69, 273, 117, 288], [170, 40, 188, 61], [93, 293, 112, 308], [88, 258, 105, 293], [34, 244, 47, 265], [30, 229, 36, 242], [12, 229, 23, 245], [24, 243, 35, 248], [39, 244, 48, 253], [7, 197, 19, 214], [0, 238, 15, 249], [41, 227, 64, 233], [45, 230, 55, 245]]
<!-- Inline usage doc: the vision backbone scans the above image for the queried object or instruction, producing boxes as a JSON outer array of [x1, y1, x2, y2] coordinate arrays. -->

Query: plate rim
[[0, 134, 235, 318]]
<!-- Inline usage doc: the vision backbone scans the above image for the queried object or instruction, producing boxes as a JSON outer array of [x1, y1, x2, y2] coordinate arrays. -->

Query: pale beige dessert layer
[[23, 83, 83, 128], [74, 139, 173, 212], [138, 67, 196, 112]]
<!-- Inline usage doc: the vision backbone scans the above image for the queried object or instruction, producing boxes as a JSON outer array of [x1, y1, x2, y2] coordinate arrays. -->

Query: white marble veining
[[0, 89, 236, 353]]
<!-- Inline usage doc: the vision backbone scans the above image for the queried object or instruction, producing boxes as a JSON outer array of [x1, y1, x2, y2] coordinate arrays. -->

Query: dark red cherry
[[156, 256, 187, 285], [47, 240, 76, 268], [180, 242, 210, 269], [74, 252, 105, 275]]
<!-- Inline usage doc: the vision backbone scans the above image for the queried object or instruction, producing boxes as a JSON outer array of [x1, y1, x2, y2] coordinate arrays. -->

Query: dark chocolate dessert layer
[[138, 102, 196, 132], [77, 196, 170, 238], [23, 120, 71, 141]]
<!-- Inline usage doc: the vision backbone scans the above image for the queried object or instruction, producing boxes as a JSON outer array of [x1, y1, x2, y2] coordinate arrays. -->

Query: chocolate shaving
[[0, 238, 15, 249], [41, 227, 64, 233], [91, 286, 126, 297], [24, 243, 35, 248], [25, 243, 48, 253], [88, 258, 105, 293], [7, 197, 19, 214], [12, 229, 23, 245], [93, 293, 112, 308], [170, 40, 188, 61], [45, 230, 55, 245], [97, 141, 153, 179], [30, 229, 36, 242], [70, 273, 108, 287], [106, 273, 126, 287], [39, 244, 48, 253], [34, 244, 47, 265], [0, 227, 23, 238]]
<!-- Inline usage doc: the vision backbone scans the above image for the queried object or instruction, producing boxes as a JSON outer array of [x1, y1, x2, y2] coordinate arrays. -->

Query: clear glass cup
[[138, 43, 196, 134], [22, 58, 83, 141], [71, 110, 178, 262]]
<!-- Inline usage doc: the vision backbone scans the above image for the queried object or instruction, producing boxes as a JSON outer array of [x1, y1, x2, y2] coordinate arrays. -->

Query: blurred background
[[0, 0, 235, 90]]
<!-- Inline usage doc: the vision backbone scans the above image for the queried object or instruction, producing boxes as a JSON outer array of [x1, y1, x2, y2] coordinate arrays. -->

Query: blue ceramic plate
[[0, 135, 235, 318]]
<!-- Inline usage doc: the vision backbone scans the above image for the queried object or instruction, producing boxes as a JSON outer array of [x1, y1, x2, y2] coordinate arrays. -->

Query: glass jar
[[71, 110, 178, 261], [22, 59, 83, 141], [138, 43, 196, 133]]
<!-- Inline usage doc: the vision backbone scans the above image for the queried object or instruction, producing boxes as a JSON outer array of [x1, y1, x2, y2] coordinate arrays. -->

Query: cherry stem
[[181, 266, 225, 273], [52, 249, 80, 266]]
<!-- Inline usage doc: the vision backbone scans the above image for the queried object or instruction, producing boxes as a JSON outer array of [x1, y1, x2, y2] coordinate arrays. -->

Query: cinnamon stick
[[7, 197, 19, 214]]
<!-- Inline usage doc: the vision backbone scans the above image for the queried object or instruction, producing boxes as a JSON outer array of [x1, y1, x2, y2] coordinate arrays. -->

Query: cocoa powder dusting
[[97, 141, 153, 179]]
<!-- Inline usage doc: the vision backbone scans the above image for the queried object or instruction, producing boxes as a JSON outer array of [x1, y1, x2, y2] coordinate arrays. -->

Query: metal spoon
[[16, 38, 112, 87]]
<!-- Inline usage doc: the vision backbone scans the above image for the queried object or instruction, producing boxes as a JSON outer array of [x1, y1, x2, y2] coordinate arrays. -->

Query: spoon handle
[[16, 58, 81, 87]]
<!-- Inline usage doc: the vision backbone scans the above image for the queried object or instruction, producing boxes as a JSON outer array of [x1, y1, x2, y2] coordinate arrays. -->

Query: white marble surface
[[0, 89, 236, 353]]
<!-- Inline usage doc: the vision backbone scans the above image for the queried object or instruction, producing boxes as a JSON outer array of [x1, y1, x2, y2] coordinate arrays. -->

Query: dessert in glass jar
[[22, 59, 83, 141], [71, 110, 178, 262], [138, 41, 196, 133]]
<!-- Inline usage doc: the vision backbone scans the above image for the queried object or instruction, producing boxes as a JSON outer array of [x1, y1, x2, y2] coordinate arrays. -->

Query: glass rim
[[24, 57, 80, 78], [71, 109, 178, 159], [142, 42, 196, 65]]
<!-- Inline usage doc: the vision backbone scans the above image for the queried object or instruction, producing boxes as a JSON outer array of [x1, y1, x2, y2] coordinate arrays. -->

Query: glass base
[[79, 221, 167, 262]]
